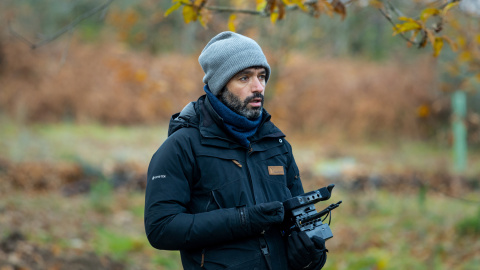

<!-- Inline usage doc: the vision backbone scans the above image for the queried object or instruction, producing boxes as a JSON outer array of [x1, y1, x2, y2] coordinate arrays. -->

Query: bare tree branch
[[193, 3, 301, 16], [377, 6, 419, 46], [377, 0, 462, 48], [385, 0, 405, 18], [9, 0, 114, 49], [7, 23, 35, 48], [439, 0, 461, 10], [204, 5, 265, 15]]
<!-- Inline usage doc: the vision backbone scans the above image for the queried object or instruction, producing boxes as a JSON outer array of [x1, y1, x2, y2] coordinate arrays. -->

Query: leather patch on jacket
[[268, 166, 284, 175]]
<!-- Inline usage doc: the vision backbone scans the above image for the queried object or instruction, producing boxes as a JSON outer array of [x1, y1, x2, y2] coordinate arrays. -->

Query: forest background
[[0, 0, 480, 269]]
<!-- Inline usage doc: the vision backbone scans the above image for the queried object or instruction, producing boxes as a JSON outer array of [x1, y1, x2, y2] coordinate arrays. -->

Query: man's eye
[[259, 75, 266, 80], [239, 76, 248, 81]]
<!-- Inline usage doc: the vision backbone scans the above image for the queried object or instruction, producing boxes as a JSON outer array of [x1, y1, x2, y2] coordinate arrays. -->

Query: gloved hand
[[237, 201, 284, 235], [286, 231, 328, 270]]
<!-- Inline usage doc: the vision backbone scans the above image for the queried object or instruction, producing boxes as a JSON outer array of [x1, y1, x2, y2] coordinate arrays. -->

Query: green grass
[[0, 118, 167, 165], [89, 180, 114, 213], [323, 190, 480, 270], [294, 136, 480, 178], [1, 119, 479, 269], [93, 227, 145, 261], [2, 118, 480, 176], [1, 187, 478, 269]]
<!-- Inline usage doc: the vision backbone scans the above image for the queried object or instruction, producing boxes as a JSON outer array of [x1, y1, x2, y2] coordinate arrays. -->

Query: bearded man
[[144, 31, 328, 270]]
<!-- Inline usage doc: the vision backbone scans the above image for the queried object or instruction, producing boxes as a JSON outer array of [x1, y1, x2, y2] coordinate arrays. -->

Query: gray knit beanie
[[198, 31, 271, 95]]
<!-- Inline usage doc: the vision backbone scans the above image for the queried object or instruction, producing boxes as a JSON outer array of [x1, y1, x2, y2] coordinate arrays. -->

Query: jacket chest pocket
[[194, 150, 253, 210], [251, 145, 292, 202], [256, 146, 289, 185]]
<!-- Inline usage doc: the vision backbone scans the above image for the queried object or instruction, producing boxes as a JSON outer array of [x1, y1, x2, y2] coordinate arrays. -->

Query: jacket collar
[[167, 95, 285, 149], [198, 95, 285, 149]]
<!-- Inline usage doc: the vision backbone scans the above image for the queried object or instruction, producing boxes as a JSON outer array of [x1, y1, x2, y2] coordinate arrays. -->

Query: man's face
[[218, 67, 266, 119]]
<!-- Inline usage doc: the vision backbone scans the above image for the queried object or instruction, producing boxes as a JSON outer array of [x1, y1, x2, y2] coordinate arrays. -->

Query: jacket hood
[[167, 102, 198, 136]]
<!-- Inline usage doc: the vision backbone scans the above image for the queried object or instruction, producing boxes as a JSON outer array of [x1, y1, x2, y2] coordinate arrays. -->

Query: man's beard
[[218, 88, 264, 119]]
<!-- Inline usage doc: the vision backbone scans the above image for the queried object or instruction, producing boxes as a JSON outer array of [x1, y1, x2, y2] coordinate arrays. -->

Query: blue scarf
[[204, 85, 262, 148]]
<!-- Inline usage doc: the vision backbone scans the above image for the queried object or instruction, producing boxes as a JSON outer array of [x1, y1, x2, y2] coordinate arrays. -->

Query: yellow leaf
[[417, 104, 430, 118], [282, 0, 294, 5], [377, 258, 388, 270], [194, 0, 205, 6], [292, 0, 307, 11], [433, 37, 443, 57], [164, 2, 182, 17], [476, 34, 480, 45], [270, 12, 279, 25], [198, 14, 208, 28], [459, 51, 472, 62], [228, 14, 236, 32], [420, 7, 439, 22], [182, 5, 197, 24], [456, 36, 466, 48], [398, 16, 418, 23], [257, 0, 267, 11], [392, 21, 422, 35], [442, 1, 459, 16], [369, 0, 383, 9]]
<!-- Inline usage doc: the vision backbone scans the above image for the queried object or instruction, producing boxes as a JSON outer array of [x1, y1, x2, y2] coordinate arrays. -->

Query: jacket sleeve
[[284, 140, 304, 197], [144, 133, 249, 251]]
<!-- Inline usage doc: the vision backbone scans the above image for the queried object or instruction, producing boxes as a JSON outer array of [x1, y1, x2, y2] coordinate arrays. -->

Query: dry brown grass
[[0, 40, 204, 124], [267, 53, 448, 140], [0, 39, 449, 139]]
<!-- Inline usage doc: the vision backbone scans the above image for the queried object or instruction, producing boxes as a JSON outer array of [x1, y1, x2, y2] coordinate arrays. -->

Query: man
[[144, 31, 328, 270]]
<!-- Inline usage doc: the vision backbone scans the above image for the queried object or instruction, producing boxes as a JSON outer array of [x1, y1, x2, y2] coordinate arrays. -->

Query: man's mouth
[[249, 98, 263, 107]]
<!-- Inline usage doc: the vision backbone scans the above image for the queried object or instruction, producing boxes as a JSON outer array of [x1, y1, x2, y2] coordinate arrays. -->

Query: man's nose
[[251, 77, 264, 93]]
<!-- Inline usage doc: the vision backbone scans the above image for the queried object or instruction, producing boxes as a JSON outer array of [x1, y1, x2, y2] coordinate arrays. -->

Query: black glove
[[286, 231, 328, 270], [238, 201, 284, 235]]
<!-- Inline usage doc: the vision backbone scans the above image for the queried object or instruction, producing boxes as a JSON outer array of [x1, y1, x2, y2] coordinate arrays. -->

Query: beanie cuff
[[205, 49, 271, 95]]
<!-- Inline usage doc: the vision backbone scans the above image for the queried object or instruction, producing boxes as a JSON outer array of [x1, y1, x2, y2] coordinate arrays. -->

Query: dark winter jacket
[[145, 95, 305, 269]]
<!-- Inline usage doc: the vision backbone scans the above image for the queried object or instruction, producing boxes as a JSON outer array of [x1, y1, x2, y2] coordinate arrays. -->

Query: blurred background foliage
[[0, 0, 479, 269]]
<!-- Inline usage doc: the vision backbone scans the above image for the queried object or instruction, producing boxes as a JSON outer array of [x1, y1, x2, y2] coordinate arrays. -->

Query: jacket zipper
[[245, 143, 256, 204], [247, 142, 273, 270]]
